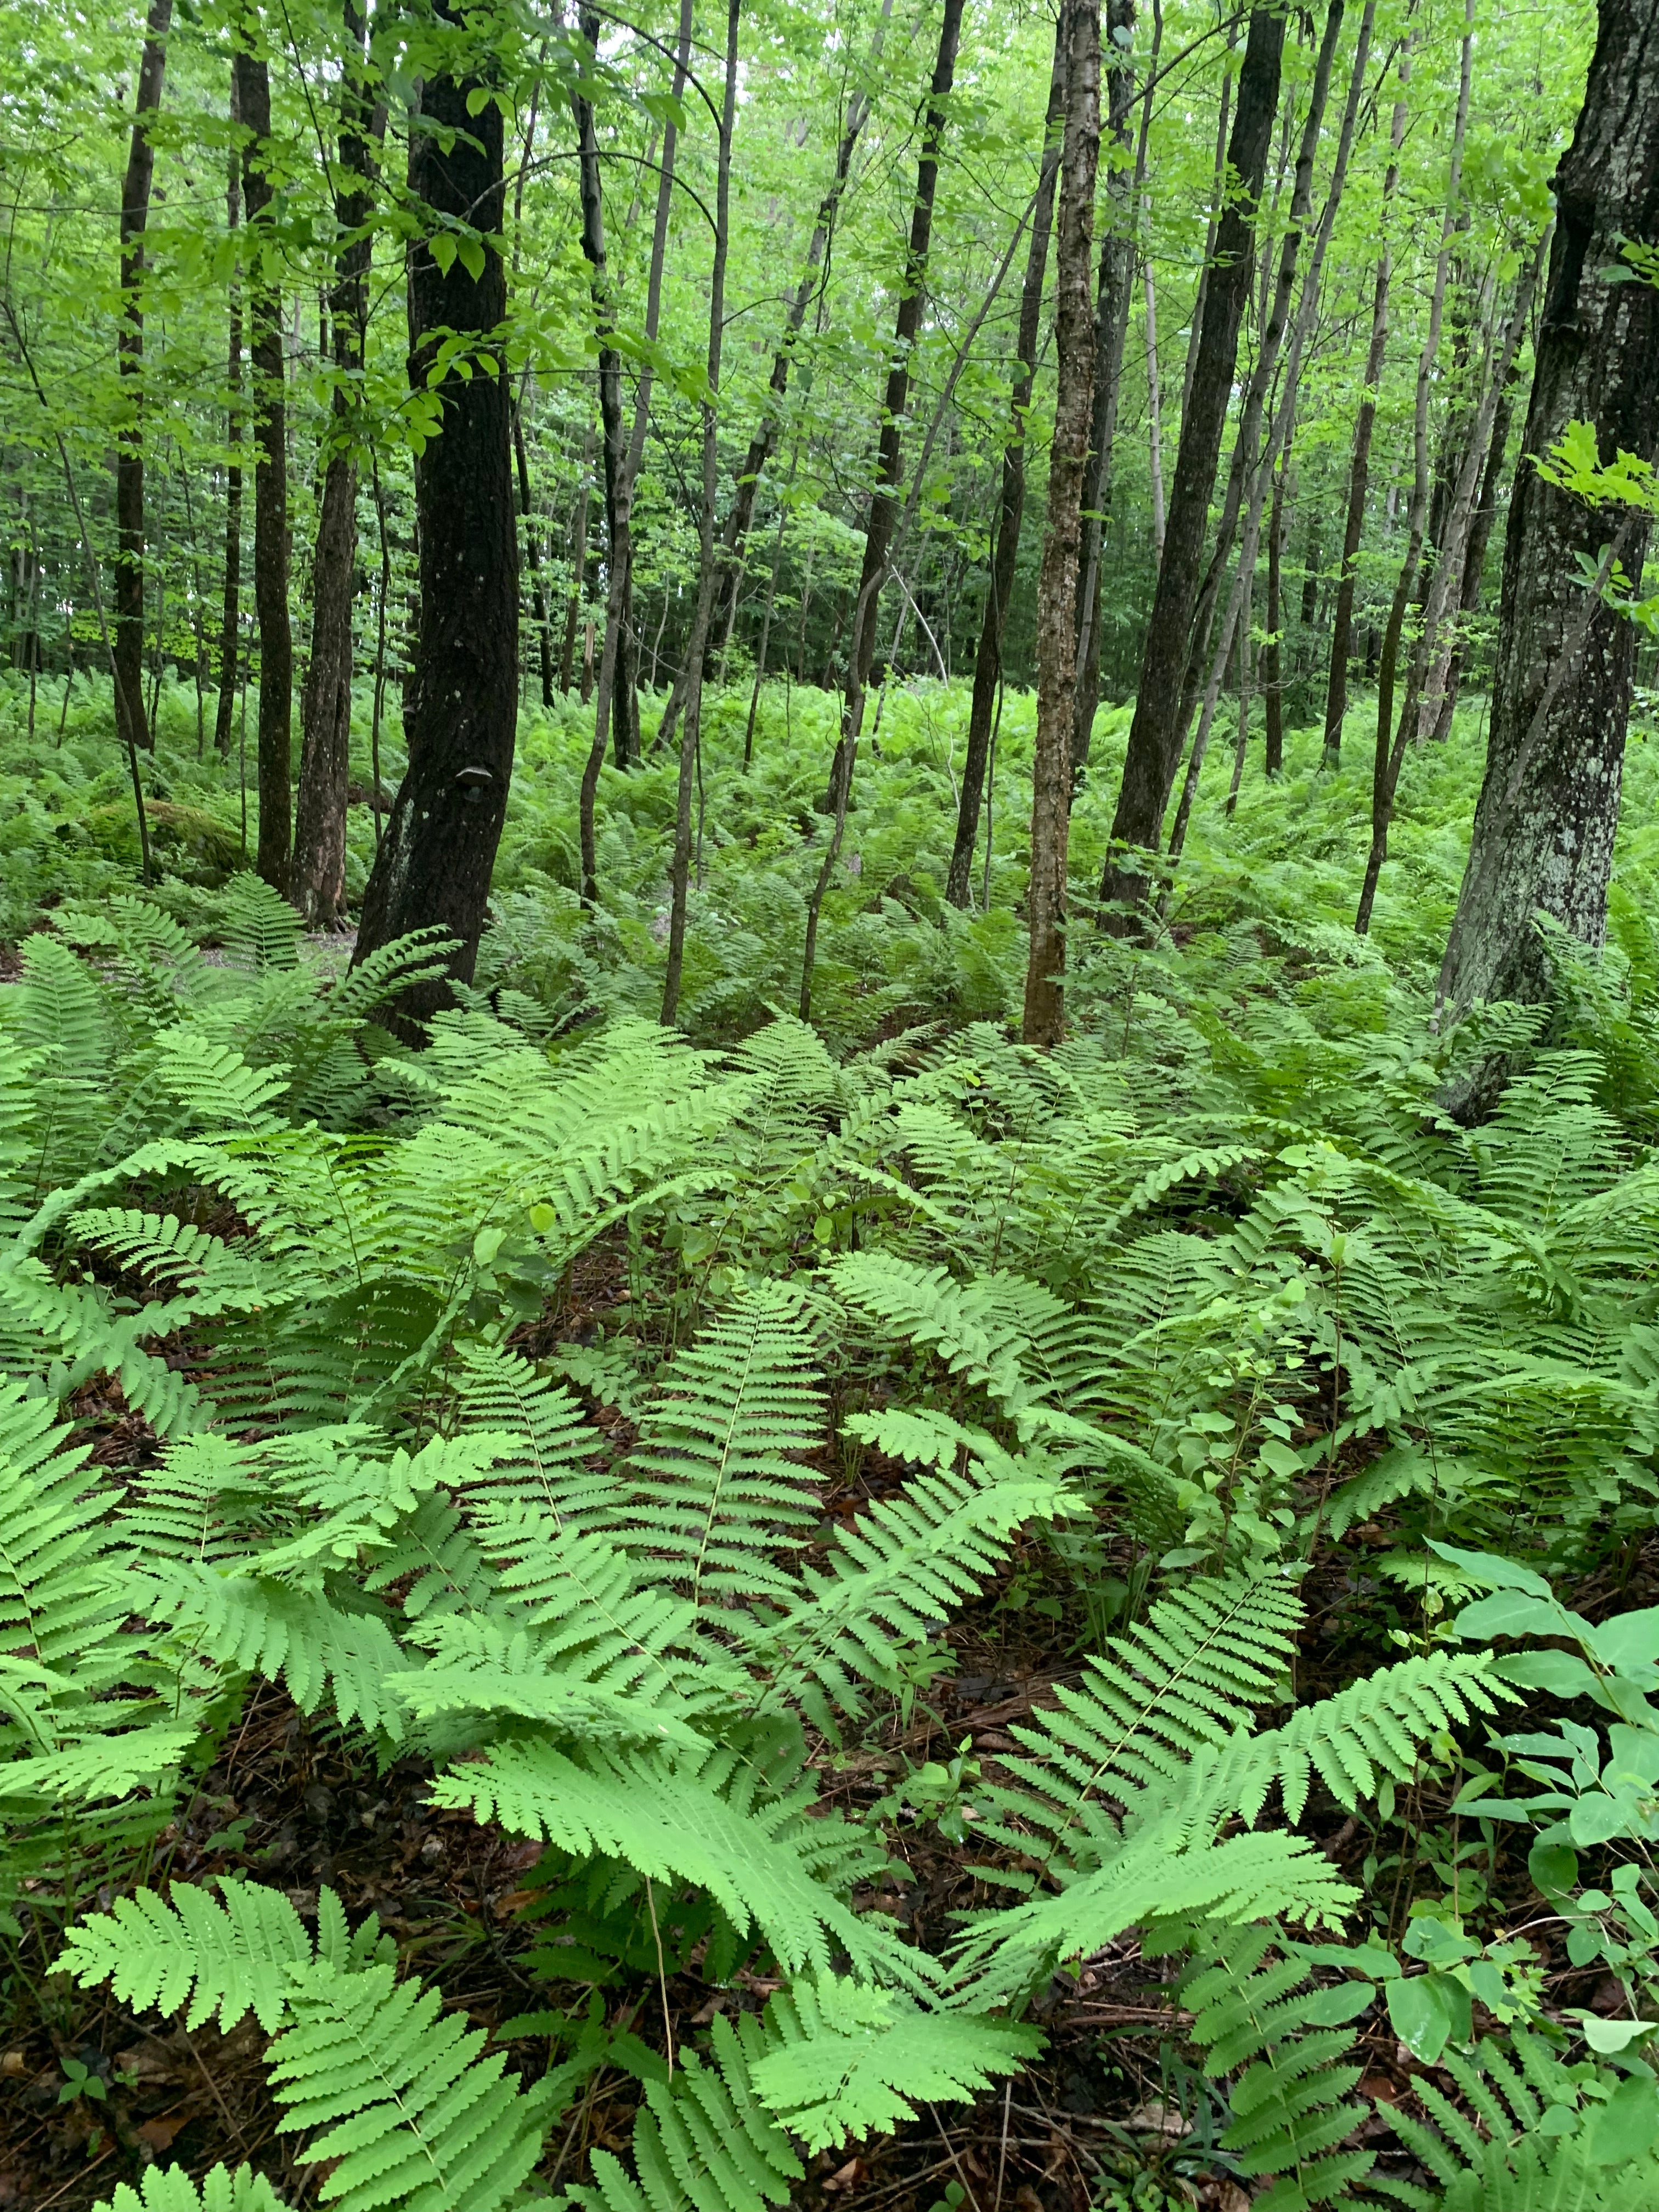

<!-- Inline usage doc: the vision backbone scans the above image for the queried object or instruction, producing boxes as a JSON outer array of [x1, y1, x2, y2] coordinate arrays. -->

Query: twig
[[645, 1877, 675, 2075], [182, 2023, 251, 2152], [930, 2102, 984, 2210]]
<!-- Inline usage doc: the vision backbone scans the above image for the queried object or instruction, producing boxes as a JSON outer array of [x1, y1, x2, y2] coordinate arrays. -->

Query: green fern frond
[[217, 871, 302, 973], [827, 1252, 1036, 1419], [627, 1282, 824, 1602], [268, 1956, 547, 2212], [1242, 1649, 1517, 1822], [92, 2164, 287, 2212], [154, 1028, 291, 1131], [747, 1976, 1041, 2151], [60, 1876, 313, 2033], [0, 1376, 128, 1677], [430, 1739, 923, 1988], [450, 1340, 621, 1527], [561, 2012, 804, 2212], [980, 1571, 1302, 1865], [1179, 1924, 1377, 2210]]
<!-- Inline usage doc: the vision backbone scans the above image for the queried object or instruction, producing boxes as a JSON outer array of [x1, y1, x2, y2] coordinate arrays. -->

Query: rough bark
[[1437, 0, 1659, 1040], [115, 0, 173, 756], [1023, 0, 1101, 1047], [213, 74, 244, 760], [944, 14, 1067, 910], [799, 0, 964, 1021], [294, 0, 376, 927], [1097, 4, 1285, 918], [349, 2, 516, 1019], [235, 47, 294, 896], [1322, 65, 1407, 763], [1069, 0, 1139, 775], [661, 0, 741, 1028]]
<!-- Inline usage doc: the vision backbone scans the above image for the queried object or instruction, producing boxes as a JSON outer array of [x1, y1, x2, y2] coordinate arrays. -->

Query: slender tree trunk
[[799, 0, 964, 1020], [1437, 0, 1659, 1053], [514, 403, 555, 709], [560, 417, 595, 695], [349, 0, 516, 1018], [1427, 368, 1517, 743], [294, 0, 376, 926], [234, 46, 294, 895], [1023, 0, 1101, 1047], [661, 0, 741, 1027], [1169, 0, 1346, 799], [1098, 4, 1285, 919], [573, 8, 631, 904], [115, 0, 172, 757], [1322, 66, 1407, 763], [1263, 454, 1286, 776], [213, 80, 245, 766], [1133, 0, 1167, 569], [944, 14, 1067, 910], [1070, 0, 1139, 774], [1180, 16, 1237, 428]]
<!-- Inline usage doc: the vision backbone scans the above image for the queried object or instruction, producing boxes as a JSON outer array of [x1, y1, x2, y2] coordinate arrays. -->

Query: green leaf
[[1588, 2074, 1659, 2165]]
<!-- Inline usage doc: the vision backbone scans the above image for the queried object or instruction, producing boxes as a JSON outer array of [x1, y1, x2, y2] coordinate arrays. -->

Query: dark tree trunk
[[294, 0, 376, 927], [799, 0, 964, 1020], [213, 74, 243, 760], [515, 405, 554, 710], [1263, 456, 1286, 777], [1023, 0, 1100, 1047], [572, 5, 632, 904], [944, 14, 1067, 911], [1427, 368, 1519, 742], [115, 0, 172, 756], [235, 48, 294, 895], [349, 2, 517, 1018], [1098, 4, 1284, 918], [1437, 0, 1659, 1043], [560, 417, 594, 695], [1070, 0, 1139, 775]]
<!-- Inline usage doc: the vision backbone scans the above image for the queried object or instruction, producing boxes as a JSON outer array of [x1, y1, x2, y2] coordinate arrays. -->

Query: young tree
[[1023, 0, 1101, 1046], [1097, 5, 1285, 921], [234, 39, 294, 896], [944, 15, 1066, 911], [798, 0, 964, 1020], [293, 0, 378, 927], [212, 71, 244, 760], [1437, 0, 1659, 1041], [115, 0, 174, 756], [350, 0, 517, 1015]]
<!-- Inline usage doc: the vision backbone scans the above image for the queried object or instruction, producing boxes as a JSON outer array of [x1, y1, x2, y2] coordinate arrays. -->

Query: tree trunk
[[560, 417, 594, 695], [1180, 15, 1237, 428], [1097, 4, 1285, 919], [1023, 0, 1101, 1048], [293, 0, 376, 927], [235, 47, 294, 896], [661, 0, 741, 1028], [514, 403, 555, 710], [1263, 454, 1286, 777], [1322, 62, 1408, 763], [799, 0, 964, 1021], [944, 13, 1067, 910], [573, 6, 632, 904], [349, 0, 516, 1018], [213, 72, 243, 760], [115, 0, 172, 757], [1437, 0, 1659, 1043], [1425, 365, 1519, 743], [1070, 0, 1139, 775]]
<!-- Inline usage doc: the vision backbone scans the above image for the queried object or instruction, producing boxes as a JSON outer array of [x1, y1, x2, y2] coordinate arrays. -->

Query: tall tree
[[293, 0, 378, 927], [115, 0, 174, 757], [234, 41, 294, 896], [1437, 0, 1659, 1043], [944, 15, 1067, 911], [1097, 4, 1285, 920], [799, 0, 964, 1020], [572, 5, 631, 905], [212, 69, 244, 760], [1023, 0, 1101, 1047], [350, 0, 517, 1016], [660, 0, 742, 1028], [1322, 56, 1409, 763]]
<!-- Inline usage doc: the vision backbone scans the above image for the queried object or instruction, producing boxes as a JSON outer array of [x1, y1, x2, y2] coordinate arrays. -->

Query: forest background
[[4, 0, 1659, 2205]]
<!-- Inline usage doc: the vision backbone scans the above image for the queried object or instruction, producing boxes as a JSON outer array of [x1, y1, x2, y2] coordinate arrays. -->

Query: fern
[[93, 2166, 287, 2212], [60, 1877, 318, 2033]]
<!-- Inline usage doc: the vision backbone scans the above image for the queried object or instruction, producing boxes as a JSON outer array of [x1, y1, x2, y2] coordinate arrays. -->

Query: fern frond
[[60, 1876, 313, 2034], [268, 1956, 546, 2212], [450, 1340, 620, 1527], [92, 2164, 287, 2212], [747, 1977, 1041, 2151], [626, 1282, 824, 1602]]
